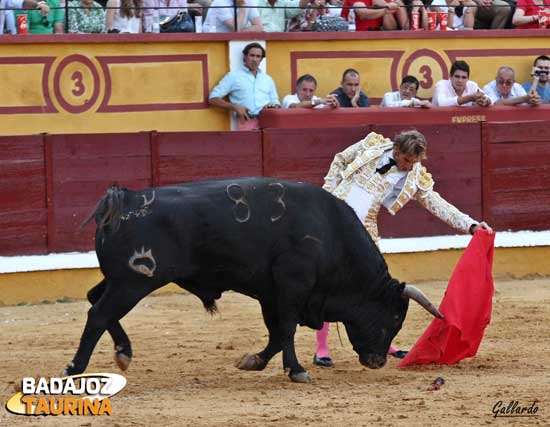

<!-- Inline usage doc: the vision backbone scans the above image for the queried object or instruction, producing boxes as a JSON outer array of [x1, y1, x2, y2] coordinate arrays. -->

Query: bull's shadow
[[66, 177, 442, 383]]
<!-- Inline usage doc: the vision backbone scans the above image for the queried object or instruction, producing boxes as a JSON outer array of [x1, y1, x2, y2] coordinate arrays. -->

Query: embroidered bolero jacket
[[322, 132, 477, 242]]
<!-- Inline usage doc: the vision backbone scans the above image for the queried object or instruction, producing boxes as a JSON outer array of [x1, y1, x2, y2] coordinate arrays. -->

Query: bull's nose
[[360, 354, 387, 369]]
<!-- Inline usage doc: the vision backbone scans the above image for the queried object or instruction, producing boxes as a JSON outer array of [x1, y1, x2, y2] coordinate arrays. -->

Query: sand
[[1, 278, 548, 427]]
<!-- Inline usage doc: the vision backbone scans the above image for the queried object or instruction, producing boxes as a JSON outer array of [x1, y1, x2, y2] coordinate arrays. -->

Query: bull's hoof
[[235, 353, 266, 371], [115, 352, 132, 371], [62, 362, 76, 377], [289, 371, 312, 384]]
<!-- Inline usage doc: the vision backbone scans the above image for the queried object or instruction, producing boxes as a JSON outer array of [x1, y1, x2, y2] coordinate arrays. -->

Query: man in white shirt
[[483, 66, 541, 106], [432, 60, 491, 107], [0, 0, 50, 33], [282, 74, 339, 109], [381, 75, 431, 108], [203, 0, 263, 32]]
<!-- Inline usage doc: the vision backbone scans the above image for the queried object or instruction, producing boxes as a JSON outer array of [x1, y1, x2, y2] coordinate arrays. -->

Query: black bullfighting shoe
[[389, 350, 409, 359], [313, 354, 334, 367]]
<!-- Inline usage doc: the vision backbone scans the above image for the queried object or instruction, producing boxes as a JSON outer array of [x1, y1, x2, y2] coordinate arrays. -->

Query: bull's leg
[[270, 236, 322, 384], [236, 300, 281, 371], [278, 319, 310, 383], [64, 281, 155, 376], [87, 280, 133, 371]]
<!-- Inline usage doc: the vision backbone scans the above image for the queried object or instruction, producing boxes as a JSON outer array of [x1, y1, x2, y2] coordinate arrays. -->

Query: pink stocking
[[316, 322, 330, 358]]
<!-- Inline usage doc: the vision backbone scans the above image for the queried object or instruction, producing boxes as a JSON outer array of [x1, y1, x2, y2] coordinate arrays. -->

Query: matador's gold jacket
[[323, 132, 477, 243]]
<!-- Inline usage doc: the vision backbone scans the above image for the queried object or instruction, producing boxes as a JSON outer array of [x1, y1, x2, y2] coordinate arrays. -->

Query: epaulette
[[417, 166, 434, 191], [360, 132, 392, 148]]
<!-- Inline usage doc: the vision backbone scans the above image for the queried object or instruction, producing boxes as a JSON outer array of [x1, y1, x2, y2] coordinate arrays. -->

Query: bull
[[65, 177, 442, 383]]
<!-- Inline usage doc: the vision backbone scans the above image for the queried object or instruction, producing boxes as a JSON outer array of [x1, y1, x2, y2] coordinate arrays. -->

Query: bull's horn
[[402, 285, 444, 319]]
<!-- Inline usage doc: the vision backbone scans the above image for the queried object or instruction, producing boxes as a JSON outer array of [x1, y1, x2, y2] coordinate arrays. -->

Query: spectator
[[331, 68, 370, 107], [521, 55, 550, 104], [106, 0, 143, 32], [432, 60, 491, 107], [16, 0, 64, 33], [327, 0, 343, 15], [209, 42, 280, 130], [512, 0, 549, 28], [202, 0, 262, 31], [288, 0, 328, 31], [282, 74, 339, 108], [1, 9, 16, 33], [188, 0, 210, 21], [381, 75, 431, 107], [142, 0, 188, 23], [429, 0, 476, 30], [341, 0, 408, 31], [256, 0, 308, 32], [0, 0, 50, 34], [472, 0, 510, 29], [68, 0, 106, 33], [483, 66, 541, 106]]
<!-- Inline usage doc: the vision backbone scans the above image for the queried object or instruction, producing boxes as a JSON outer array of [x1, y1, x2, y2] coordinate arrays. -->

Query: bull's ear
[[402, 285, 444, 319]]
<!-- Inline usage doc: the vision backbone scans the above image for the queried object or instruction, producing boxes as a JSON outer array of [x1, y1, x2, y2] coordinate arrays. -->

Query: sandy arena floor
[[1, 278, 549, 427]]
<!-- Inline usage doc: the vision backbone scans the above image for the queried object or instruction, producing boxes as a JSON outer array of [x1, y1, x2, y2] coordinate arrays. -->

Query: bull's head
[[343, 281, 443, 369]]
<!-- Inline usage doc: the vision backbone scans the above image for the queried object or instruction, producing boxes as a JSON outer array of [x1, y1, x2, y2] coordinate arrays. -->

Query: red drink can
[[439, 12, 448, 30], [411, 11, 420, 30], [17, 15, 28, 35], [427, 11, 437, 30]]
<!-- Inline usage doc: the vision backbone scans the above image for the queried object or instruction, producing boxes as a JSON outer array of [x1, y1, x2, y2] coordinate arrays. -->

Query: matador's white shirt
[[323, 132, 477, 243]]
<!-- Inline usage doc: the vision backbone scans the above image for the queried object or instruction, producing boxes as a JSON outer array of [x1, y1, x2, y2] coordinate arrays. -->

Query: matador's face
[[393, 148, 420, 172]]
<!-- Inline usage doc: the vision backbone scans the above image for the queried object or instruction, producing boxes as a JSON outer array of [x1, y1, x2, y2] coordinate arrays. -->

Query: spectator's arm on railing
[[105, 0, 116, 30], [240, 15, 263, 32], [512, 8, 538, 27], [353, 0, 386, 20]]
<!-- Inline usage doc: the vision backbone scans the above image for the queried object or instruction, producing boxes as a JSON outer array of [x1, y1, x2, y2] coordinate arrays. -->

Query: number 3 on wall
[[418, 64, 434, 90], [71, 71, 86, 97], [52, 55, 100, 114], [402, 49, 448, 99]]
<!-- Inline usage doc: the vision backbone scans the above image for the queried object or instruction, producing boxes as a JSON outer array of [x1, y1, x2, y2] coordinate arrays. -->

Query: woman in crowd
[[106, 0, 143, 32], [288, 0, 330, 31], [429, 0, 476, 30], [68, 0, 107, 33], [512, 0, 550, 28], [17, 0, 64, 33], [341, 0, 408, 31]]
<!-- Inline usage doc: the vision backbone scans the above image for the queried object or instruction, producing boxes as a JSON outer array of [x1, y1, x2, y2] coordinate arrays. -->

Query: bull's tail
[[80, 184, 125, 233]]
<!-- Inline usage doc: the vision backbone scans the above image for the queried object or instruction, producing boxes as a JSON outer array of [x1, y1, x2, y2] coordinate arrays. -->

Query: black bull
[[65, 177, 442, 383]]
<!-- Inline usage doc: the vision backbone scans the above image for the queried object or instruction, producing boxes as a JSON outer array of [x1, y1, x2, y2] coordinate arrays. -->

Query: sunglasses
[[496, 79, 514, 86]]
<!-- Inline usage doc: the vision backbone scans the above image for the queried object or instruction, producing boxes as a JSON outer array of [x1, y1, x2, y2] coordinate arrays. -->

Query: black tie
[[376, 158, 397, 175]]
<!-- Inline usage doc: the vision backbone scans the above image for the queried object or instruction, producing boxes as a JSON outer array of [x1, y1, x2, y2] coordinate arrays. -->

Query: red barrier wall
[[152, 131, 263, 186], [260, 106, 550, 129], [482, 121, 550, 231], [2, 112, 550, 257], [0, 135, 47, 255], [42, 131, 264, 253], [262, 126, 371, 185], [47, 133, 152, 252]]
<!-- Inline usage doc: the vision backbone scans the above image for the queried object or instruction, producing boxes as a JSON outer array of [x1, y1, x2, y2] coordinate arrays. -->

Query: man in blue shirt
[[209, 42, 280, 128], [330, 68, 370, 108], [521, 55, 550, 104]]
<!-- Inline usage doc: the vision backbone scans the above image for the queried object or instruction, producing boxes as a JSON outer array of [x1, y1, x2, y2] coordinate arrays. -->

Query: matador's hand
[[470, 221, 493, 234]]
